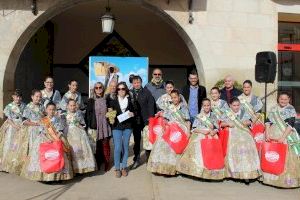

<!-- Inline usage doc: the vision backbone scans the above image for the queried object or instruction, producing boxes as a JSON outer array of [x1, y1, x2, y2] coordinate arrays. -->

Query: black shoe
[[131, 160, 140, 170], [245, 179, 250, 185]]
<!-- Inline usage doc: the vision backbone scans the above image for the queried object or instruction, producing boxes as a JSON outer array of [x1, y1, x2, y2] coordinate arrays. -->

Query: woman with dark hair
[[86, 82, 111, 171], [238, 80, 263, 119], [0, 89, 26, 172], [41, 76, 61, 109], [220, 97, 260, 183], [210, 87, 229, 119], [147, 89, 190, 175], [109, 82, 134, 178], [60, 80, 84, 112], [261, 92, 300, 188]]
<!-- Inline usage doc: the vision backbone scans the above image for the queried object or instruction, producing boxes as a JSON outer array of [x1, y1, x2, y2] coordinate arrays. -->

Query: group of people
[[0, 68, 299, 189]]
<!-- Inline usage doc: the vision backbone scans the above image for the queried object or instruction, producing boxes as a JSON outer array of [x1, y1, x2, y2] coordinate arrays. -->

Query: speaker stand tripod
[[264, 82, 267, 123]]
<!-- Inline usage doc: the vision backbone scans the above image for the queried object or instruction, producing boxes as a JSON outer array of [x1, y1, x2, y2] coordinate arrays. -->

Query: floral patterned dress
[[261, 104, 300, 188], [0, 102, 26, 172], [65, 111, 96, 173], [147, 102, 190, 175], [60, 91, 84, 112], [20, 116, 73, 181], [221, 109, 261, 179], [176, 111, 225, 180], [41, 89, 62, 109]]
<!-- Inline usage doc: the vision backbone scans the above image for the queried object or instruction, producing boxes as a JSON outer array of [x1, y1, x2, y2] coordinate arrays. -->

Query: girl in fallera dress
[[41, 76, 62, 109], [143, 81, 187, 154], [23, 90, 45, 151], [0, 90, 26, 172], [220, 97, 260, 182], [60, 80, 84, 112], [238, 80, 263, 114], [147, 89, 190, 176], [21, 102, 73, 181], [176, 98, 225, 180], [262, 92, 300, 188], [210, 87, 229, 119], [65, 99, 97, 174]]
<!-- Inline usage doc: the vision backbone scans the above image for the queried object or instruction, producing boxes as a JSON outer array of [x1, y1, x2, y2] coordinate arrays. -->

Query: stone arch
[[3, 0, 204, 109]]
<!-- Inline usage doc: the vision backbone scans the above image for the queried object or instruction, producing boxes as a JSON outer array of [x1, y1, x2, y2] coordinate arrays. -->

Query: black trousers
[[132, 124, 144, 161]]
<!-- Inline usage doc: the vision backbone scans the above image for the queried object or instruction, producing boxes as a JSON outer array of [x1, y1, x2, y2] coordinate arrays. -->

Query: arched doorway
[[4, 0, 203, 104]]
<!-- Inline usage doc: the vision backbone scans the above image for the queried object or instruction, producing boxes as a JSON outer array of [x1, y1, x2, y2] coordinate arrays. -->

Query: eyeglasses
[[45, 82, 53, 84], [153, 73, 161, 76], [117, 88, 126, 91], [95, 87, 103, 90]]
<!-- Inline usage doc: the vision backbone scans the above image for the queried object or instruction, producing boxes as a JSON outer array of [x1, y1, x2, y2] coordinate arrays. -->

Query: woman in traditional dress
[[86, 82, 111, 171], [65, 99, 96, 174], [60, 80, 84, 112], [210, 87, 229, 119], [262, 92, 300, 188], [176, 98, 225, 180], [23, 90, 45, 151], [147, 89, 190, 176], [41, 76, 61, 109], [238, 80, 263, 119], [21, 102, 73, 181], [0, 90, 26, 172], [220, 97, 260, 182]]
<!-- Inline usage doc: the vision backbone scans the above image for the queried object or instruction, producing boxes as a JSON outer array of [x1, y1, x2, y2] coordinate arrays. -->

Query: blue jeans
[[112, 129, 132, 170]]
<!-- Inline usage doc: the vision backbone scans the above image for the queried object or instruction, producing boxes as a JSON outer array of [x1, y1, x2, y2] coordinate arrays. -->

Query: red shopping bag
[[218, 127, 229, 157], [162, 122, 189, 154], [39, 140, 65, 173], [261, 141, 287, 175], [251, 123, 265, 151], [201, 136, 225, 170], [148, 117, 165, 144]]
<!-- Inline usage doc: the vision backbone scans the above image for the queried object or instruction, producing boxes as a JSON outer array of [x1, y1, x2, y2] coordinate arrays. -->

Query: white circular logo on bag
[[153, 125, 162, 135], [265, 151, 279, 163], [254, 133, 265, 142], [170, 131, 182, 143], [45, 150, 60, 161]]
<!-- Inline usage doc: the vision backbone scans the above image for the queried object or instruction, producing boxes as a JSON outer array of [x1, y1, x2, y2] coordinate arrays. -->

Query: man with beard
[[130, 75, 156, 169], [145, 68, 166, 101]]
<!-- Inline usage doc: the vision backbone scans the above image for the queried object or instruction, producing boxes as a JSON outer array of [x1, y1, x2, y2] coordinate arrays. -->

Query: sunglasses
[[117, 88, 126, 91], [153, 73, 161, 76], [95, 87, 103, 90]]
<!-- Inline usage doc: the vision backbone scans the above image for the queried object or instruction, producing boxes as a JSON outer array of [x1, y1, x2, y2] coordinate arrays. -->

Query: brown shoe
[[121, 168, 128, 177], [115, 170, 121, 178]]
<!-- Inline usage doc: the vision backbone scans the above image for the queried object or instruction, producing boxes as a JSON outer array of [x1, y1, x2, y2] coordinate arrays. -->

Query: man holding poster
[[130, 75, 156, 169]]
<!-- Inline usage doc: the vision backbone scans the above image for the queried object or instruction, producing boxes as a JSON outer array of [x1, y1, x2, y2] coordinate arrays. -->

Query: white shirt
[[118, 95, 129, 113]]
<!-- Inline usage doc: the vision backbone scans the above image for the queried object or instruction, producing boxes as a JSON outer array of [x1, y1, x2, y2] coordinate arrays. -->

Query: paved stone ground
[[0, 142, 299, 200]]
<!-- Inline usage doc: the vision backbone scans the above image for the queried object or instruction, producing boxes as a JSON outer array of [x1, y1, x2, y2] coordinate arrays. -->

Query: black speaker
[[255, 51, 277, 83]]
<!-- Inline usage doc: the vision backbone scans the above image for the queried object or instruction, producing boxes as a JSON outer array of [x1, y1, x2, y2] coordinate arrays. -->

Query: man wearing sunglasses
[[145, 68, 166, 101], [130, 75, 156, 169]]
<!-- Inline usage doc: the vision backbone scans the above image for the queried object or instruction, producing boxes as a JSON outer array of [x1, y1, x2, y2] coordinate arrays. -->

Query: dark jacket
[[109, 96, 134, 130], [181, 85, 207, 112], [220, 87, 242, 104], [86, 98, 98, 129], [130, 87, 156, 126]]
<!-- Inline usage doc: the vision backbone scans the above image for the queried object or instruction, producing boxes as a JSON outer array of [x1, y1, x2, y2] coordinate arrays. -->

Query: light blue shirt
[[189, 86, 198, 118]]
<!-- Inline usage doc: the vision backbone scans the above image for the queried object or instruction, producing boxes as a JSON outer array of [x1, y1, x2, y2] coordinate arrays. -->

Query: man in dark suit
[[220, 75, 242, 104], [181, 70, 207, 123], [130, 75, 156, 169]]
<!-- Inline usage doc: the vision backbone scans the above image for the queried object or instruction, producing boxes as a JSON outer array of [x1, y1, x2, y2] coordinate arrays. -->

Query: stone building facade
[[0, 0, 299, 119]]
